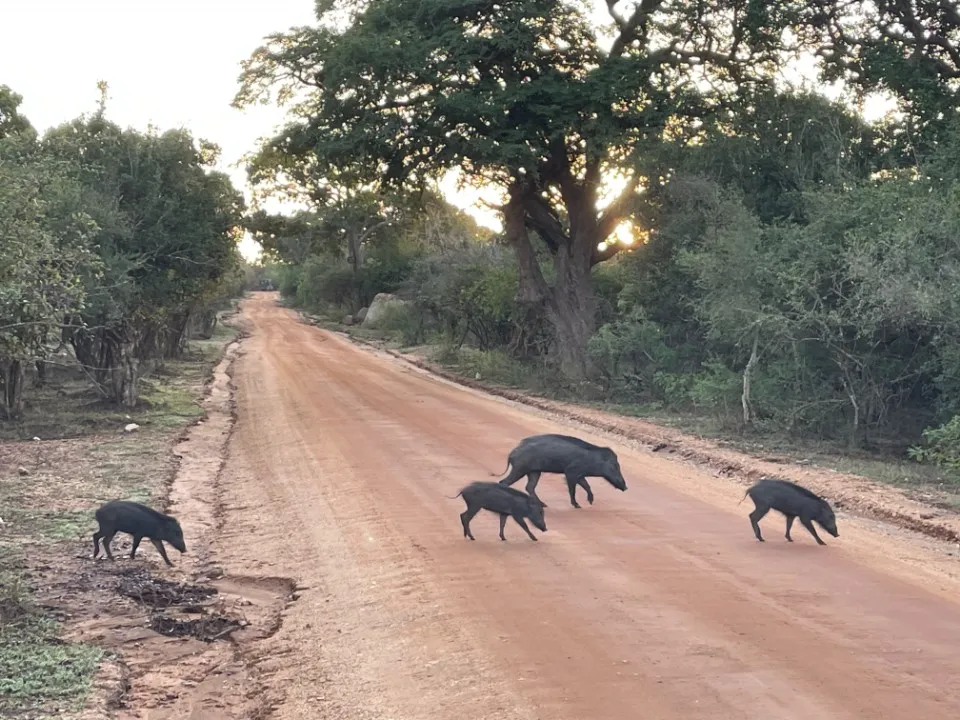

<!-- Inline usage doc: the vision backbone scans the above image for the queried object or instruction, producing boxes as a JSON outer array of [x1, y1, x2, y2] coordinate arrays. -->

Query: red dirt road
[[217, 294, 960, 720]]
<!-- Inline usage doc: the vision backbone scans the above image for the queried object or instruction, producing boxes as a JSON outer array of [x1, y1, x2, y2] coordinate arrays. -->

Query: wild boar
[[741, 478, 839, 545], [493, 433, 627, 508], [93, 500, 187, 567], [450, 481, 547, 542]]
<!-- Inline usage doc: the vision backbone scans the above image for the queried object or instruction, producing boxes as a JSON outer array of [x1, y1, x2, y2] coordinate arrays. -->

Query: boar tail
[[445, 491, 464, 500], [489, 460, 511, 478], [737, 489, 750, 505]]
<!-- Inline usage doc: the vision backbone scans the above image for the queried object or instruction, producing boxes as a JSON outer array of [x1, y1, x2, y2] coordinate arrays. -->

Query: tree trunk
[[192, 308, 218, 340], [347, 230, 362, 274], [1, 360, 25, 420], [544, 251, 597, 378], [741, 327, 760, 426], [111, 341, 140, 408], [503, 190, 598, 379], [161, 313, 190, 358], [841, 372, 860, 450]]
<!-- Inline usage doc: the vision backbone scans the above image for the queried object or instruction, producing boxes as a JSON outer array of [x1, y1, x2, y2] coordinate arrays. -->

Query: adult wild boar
[[93, 500, 187, 567], [741, 478, 839, 546], [493, 433, 627, 508], [450, 481, 548, 542]]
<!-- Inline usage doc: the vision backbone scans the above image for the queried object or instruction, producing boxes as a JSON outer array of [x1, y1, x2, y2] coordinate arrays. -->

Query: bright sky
[[2, 1, 894, 262], [2, 0, 318, 261]]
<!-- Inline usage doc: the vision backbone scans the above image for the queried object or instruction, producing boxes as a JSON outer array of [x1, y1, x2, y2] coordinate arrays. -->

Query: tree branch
[[608, 0, 666, 58], [591, 240, 624, 265], [504, 186, 551, 305], [522, 205, 565, 254]]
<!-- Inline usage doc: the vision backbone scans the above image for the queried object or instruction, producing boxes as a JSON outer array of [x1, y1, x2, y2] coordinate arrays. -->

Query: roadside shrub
[[687, 359, 742, 425], [377, 303, 426, 346], [909, 415, 960, 471], [587, 313, 676, 398]]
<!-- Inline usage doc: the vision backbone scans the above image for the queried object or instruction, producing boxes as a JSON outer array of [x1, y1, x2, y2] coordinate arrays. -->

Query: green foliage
[[376, 303, 425, 346], [403, 245, 549, 355], [236, 0, 821, 376], [236, 3, 960, 452], [40, 110, 245, 406], [803, 1, 960, 155], [686, 360, 742, 421], [587, 310, 677, 397], [0, 92, 98, 418], [0, 86, 245, 420], [909, 416, 960, 472]]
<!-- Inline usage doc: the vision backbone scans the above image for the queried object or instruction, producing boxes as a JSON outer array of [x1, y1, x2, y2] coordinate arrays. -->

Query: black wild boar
[[450, 481, 548, 542], [741, 478, 839, 545], [493, 433, 627, 508], [92, 500, 187, 567]]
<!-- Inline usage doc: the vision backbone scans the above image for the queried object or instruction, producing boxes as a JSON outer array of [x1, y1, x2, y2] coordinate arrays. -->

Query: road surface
[[216, 293, 960, 720]]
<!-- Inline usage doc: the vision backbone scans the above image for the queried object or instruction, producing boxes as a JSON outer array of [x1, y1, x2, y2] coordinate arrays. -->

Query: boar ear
[[535, 499, 548, 509]]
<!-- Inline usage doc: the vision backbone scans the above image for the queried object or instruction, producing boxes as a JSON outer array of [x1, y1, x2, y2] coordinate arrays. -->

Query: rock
[[123, 423, 140, 433], [343, 314, 355, 326], [357, 307, 368, 322], [361, 293, 409, 328], [17, 467, 29, 477]]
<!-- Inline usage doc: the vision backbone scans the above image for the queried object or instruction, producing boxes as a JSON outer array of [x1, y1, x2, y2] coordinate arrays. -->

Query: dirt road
[[215, 293, 960, 720]]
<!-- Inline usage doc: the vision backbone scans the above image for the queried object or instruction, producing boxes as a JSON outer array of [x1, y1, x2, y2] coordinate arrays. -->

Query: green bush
[[587, 313, 676, 398], [909, 415, 960, 471], [405, 246, 521, 349], [687, 360, 742, 422], [377, 303, 426, 345], [277, 263, 301, 299]]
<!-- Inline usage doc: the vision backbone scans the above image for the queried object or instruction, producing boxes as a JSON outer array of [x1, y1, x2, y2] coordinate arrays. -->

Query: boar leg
[[512, 514, 539, 542], [101, 531, 117, 560], [92, 530, 102, 559], [498, 513, 509, 541], [800, 517, 827, 546], [523, 471, 542, 503], [563, 472, 583, 509], [749, 505, 769, 542], [499, 466, 526, 488], [460, 507, 479, 540], [130, 535, 143, 559], [578, 477, 594, 505], [784, 514, 796, 542], [150, 538, 174, 566]]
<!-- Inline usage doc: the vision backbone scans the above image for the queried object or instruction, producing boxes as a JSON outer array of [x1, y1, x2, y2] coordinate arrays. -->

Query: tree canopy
[[0, 85, 245, 416], [236, 0, 815, 375]]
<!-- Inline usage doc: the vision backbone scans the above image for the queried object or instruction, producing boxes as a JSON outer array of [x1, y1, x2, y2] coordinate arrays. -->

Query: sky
[[1, 0, 319, 260], [2, 1, 893, 262]]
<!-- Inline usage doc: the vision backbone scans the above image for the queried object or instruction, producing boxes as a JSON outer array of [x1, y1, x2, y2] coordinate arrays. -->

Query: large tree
[[235, 0, 806, 376]]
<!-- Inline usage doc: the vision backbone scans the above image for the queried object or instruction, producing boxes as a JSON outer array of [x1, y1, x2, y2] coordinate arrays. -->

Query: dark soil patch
[[116, 568, 218, 609], [149, 614, 243, 642]]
